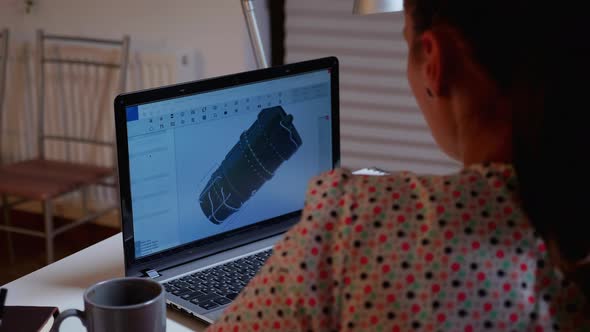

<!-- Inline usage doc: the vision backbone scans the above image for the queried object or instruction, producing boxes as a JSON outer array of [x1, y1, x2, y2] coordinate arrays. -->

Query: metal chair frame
[[0, 28, 11, 260], [0, 29, 8, 163], [0, 30, 130, 263]]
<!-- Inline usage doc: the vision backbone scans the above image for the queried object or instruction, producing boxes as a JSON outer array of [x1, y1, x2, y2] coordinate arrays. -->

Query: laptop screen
[[124, 69, 334, 259]]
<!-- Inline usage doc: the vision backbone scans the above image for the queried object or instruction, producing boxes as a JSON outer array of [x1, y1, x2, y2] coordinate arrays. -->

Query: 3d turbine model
[[199, 106, 302, 224]]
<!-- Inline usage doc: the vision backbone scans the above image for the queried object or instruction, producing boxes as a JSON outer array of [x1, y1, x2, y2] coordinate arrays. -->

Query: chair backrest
[[36, 29, 130, 164], [0, 28, 9, 164]]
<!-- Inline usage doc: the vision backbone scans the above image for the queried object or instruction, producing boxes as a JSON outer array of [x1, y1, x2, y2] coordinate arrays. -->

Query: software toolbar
[[126, 82, 330, 138]]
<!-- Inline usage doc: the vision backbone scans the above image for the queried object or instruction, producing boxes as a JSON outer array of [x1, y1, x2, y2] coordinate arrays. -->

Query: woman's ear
[[418, 30, 444, 97]]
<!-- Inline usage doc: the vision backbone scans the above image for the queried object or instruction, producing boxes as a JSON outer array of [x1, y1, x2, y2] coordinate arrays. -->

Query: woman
[[208, 0, 590, 330]]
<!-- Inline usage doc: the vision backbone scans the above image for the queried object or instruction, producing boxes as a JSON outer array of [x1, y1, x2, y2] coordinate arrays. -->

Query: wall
[[0, 0, 270, 82]]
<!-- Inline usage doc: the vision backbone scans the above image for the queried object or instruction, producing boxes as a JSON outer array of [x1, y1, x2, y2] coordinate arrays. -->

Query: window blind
[[285, 0, 460, 174]]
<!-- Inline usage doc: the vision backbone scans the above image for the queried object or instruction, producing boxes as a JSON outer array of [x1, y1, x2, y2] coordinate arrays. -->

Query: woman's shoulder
[[309, 163, 518, 203]]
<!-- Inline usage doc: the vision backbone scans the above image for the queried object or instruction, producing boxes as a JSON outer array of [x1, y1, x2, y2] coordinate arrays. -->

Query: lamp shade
[[352, 0, 403, 15]]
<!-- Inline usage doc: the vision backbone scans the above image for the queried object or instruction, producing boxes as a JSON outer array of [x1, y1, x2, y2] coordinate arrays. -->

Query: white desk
[[2, 233, 208, 332]]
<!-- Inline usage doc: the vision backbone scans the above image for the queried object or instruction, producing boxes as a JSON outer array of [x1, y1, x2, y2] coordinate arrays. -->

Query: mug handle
[[50, 309, 86, 332]]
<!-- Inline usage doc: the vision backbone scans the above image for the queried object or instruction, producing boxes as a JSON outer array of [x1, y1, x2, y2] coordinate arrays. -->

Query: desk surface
[[2, 233, 209, 332]]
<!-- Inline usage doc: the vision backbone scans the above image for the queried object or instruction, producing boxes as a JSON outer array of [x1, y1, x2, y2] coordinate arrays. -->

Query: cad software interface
[[125, 70, 333, 258]]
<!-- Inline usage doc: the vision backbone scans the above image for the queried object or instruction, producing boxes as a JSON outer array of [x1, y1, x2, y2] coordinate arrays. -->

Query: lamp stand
[[241, 0, 269, 69]]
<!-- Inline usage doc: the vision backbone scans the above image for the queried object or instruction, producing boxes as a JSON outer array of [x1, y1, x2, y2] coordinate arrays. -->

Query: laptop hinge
[[143, 269, 161, 279]]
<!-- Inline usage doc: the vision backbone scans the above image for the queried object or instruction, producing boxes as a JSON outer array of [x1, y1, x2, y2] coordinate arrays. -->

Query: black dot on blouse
[[382, 281, 391, 289], [470, 263, 478, 270], [401, 261, 410, 269], [566, 303, 578, 313], [300, 262, 307, 270], [316, 180, 323, 185], [478, 289, 488, 297], [458, 309, 467, 317], [360, 273, 368, 280], [257, 311, 263, 319], [353, 240, 362, 248], [412, 321, 421, 329], [497, 270, 505, 277], [490, 237, 499, 245], [369, 198, 376, 203], [310, 285, 317, 292], [452, 280, 461, 288], [392, 204, 400, 211], [504, 300, 512, 308], [438, 219, 447, 227], [397, 231, 406, 238], [444, 247, 453, 254], [421, 238, 430, 246], [464, 227, 473, 235], [364, 301, 373, 309], [277, 310, 283, 317], [425, 271, 433, 280], [406, 291, 415, 299], [432, 300, 440, 309], [347, 322, 354, 329], [484, 321, 494, 329], [373, 220, 382, 228], [315, 235, 322, 243], [387, 312, 396, 320]]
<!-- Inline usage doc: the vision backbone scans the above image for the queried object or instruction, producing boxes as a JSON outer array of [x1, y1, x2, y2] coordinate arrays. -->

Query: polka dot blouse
[[207, 164, 589, 331]]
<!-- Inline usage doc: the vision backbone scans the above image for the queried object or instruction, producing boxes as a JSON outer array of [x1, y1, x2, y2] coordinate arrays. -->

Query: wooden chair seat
[[0, 159, 114, 200]]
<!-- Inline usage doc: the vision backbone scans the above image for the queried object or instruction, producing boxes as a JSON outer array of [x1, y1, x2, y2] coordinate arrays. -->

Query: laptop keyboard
[[163, 249, 272, 311]]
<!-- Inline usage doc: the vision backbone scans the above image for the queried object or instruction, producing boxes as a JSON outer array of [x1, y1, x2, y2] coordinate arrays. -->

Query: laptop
[[113, 57, 340, 324]]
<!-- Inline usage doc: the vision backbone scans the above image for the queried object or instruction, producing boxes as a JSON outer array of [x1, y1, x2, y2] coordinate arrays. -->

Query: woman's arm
[[206, 169, 355, 331]]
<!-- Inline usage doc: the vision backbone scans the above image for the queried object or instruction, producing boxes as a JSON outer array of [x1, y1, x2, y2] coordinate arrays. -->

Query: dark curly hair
[[404, 0, 590, 298]]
